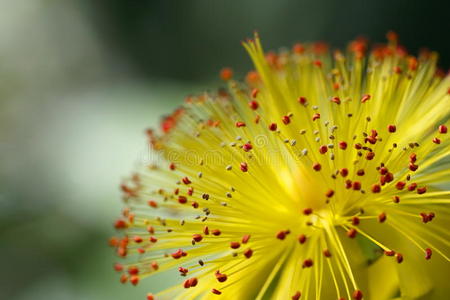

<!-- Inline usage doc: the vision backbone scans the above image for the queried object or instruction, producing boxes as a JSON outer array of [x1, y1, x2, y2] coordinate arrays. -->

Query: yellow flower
[[110, 32, 450, 300]]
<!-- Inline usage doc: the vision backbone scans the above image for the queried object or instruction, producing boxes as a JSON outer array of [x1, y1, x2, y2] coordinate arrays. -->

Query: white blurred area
[[0, 1, 191, 299]]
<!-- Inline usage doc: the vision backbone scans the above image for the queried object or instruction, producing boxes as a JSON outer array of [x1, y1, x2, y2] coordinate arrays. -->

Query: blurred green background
[[0, 1, 448, 299]]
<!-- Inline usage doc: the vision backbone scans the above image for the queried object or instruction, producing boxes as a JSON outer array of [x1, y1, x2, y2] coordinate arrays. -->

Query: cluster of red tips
[[425, 248, 433, 260], [378, 212, 387, 223], [212, 289, 222, 295], [292, 291, 302, 300], [347, 228, 357, 238], [220, 67, 233, 81], [230, 241, 241, 249], [183, 277, 198, 288], [240, 162, 248, 172], [361, 94, 371, 103], [365, 130, 379, 144], [298, 96, 307, 106], [312, 113, 320, 121], [179, 267, 188, 276], [282, 115, 291, 125], [276, 230, 290, 240], [298, 234, 307, 244], [215, 271, 228, 282], [248, 100, 259, 110], [388, 124, 396, 133], [244, 248, 253, 258], [319, 145, 328, 154], [420, 212, 435, 223], [352, 289, 363, 300], [313, 163, 322, 171], [171, 249, 187, 259], [269, 123, 278, 131], [242, 143, 253, 152], [302, 258, 313, 268], [339, 141, 348, 150], [235, 121, 246, 128]]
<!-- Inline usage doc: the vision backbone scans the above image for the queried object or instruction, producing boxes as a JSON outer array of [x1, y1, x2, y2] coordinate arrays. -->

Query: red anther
[[312, 113, 321, 121], [169, 162, 176, 170], [137, 248, 145, 254], [408, 56, 418, 70], [276, 231, 287, 240], [187, 187, 194, 196], [298, 96, 308, 105], [339, 141, 348, 150], [189, 277, 198, 287], [117, 247, 127, 257], [171, 249, 184, 259], [120, 274, 128, 284], [393, 66, 402, 74], [371, 184, 381, 193], [393, 196, 400, 203], [313, 163, 322, 171], [333, 82, 340, 90], [354, 143, 362, 150], [352, 216, 360, 225], [203, 226, 209, 235], [302, 259, 313, 268], [345, 179, 352, 189], [240, 162, 248, 172], [384, 172, 394, 183], [149, 236, 158, 243], [313, 60, 322, 67], [352, 289, 363, 300], [331, 97, 341, 104], [109, 237, 119, 247], [230, 241, 241, 249], [298, 234, 307, 244], [211, 229, 221, 236], [326, 189, 335, 198], [420, 212, 430, 223], [178, 196, 187, 204], [409, 153, 417, 163], [378, 212, 387, 223], [246, 70, 260, 85], [439, 125, 448, 134], [379, 167, 388, 175], [417, 186, 427, 194], [242, 234, 251, 244], [347, 228, 357, 238], [357, 169, 365, 176], [365, 136, 377, 144], [282, 115, 291, 125], [235, 121, 246, 128], [147, 226, 155, 234], [293, 43, 305, 54], [340, 168, 349, 177], [147, 293, 154, 300], [148, 200, 158, 208], [215, 272, 228, 282], [388, 125, 396, 133], [292, 291, 302, 300], [319, 145, 328, 154], [114, 219, 127, 229], [179, 267, 188, 275], [396, 253, 403, 263], [202, 193, 210, 200], [352, 181, 362, 190], [212, 289, 222, 295], [130, 275, 139, 286], [182, 177, 191, 184], [251, 88, 259, 98], [242, 143, 253, 152], [408, 183, 417, 191], [409, 163, 418, 172], [151, 261, 159, 270], [303, 208, 313, 215], [323, 249, 332, 257], [114, 263, 123, 272], [133, 236, 143, 243], [365, 152, 375, 160], [220, 67, 233, 81], [174, 188, 179, 195], [384, 250, 396, 256], [361, 94, 371, 103], [244, 248, 253, 258], [425, 248, 432, 260], [248, 100, 259, 110], [269, 123, 278, 131], [183, 279, 191, 288], [433, 137, 441, 144], [192, 234, 203, 242]]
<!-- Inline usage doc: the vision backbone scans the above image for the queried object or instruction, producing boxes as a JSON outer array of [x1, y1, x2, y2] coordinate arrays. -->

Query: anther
[[395, 253, 403, 263], [319, 145, 328, 154], [192, 234, 203, 242], [235, 121, 246, 128], [352, 289, 363, 300], [242, 234, 251, 244], [408, 183, 417, 191], [240, 162, 248, 172], [352, 216, 360, 225], [339, 141, 348, 150], [269, 123, 278, 131], [178, 196, 187, 204], [439, 125, 447, 134], [244, 248, 253, 258], [215, 271, 228, 282], [249, 100, 259, 110], [211, 229, 221, 236], [242, 143, 253, 152], [371, 184, 381, 193], [298, 234, 307, 244], [352, 181, 362, 190], [292, 291, 302, 300], [312, 113, 320, 121], [417, 186, 427, 194], [384, 250, 395, 256], [326, 189, 335, 197], [302, 258, 313, 268], [282, 116, 291, 125], [313, 163, 322, 171], [298, 96, 308, 106], [347, 228, 357, 238], [388, 125, 396, 133], [212, 289, 222, 295], [425, 248, 432, 260], [303, 208, 313, 215], [361, 94, 371, 103], [340, 168, 349, 177], [323, 249, 332, 257], [220, 67, 233, 81], [432, 137, 441, 144], [378, 212, 387, 223], [365, 152, 375, 160]]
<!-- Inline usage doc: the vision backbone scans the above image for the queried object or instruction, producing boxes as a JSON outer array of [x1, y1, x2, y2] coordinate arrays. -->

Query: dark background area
[[0, 1, 448, 299]]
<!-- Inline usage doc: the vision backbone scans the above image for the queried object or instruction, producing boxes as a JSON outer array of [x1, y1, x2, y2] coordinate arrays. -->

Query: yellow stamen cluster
[[110, 32, 450, 300]]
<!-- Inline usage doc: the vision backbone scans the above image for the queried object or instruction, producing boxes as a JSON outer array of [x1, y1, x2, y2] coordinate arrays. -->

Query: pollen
[[111, 32, 450, 299]]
